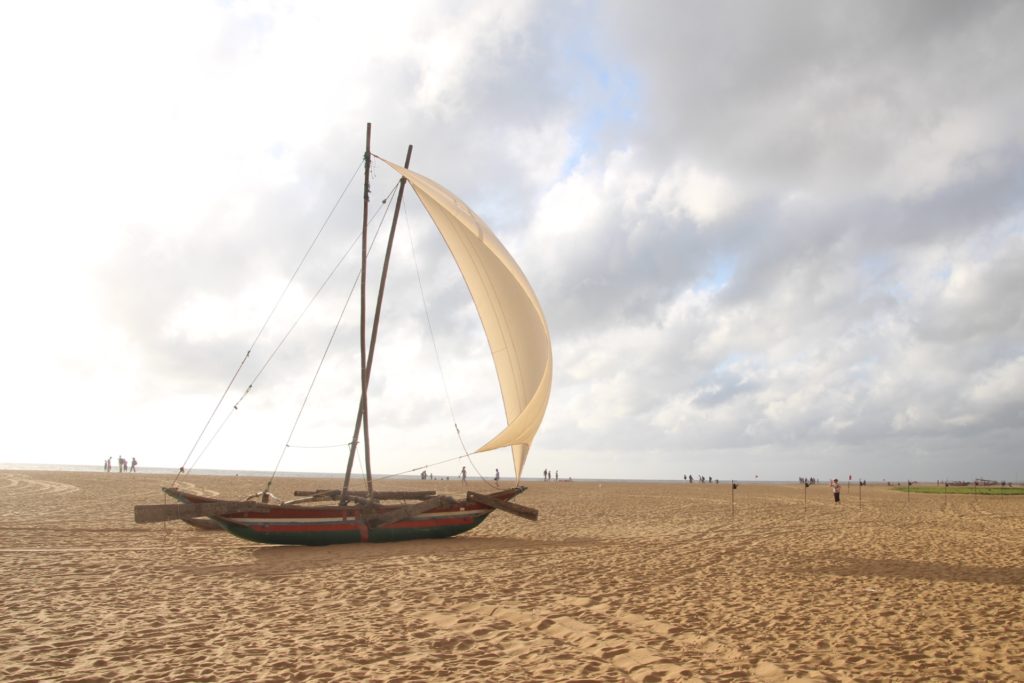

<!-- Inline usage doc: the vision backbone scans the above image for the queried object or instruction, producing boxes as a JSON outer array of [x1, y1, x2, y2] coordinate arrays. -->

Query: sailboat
[[134, 124, 552, 545]]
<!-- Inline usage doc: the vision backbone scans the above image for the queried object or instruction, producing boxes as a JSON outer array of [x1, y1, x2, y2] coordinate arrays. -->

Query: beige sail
[[380, 158, 552, 483]]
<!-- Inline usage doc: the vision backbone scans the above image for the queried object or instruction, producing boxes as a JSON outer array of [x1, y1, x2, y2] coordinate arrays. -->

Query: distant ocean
[[0, 463, 788, 484], [0, 462, 408, 479]]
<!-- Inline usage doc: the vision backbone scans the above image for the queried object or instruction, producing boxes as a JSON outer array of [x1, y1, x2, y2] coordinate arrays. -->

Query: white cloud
[[652, 162, 735, 226], [1, 1, 1022, 483]]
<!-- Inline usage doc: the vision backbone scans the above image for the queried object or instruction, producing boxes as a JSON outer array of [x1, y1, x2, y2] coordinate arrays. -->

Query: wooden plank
[[290, 491, 438, 501], [134, 501, 271, 524], [293, 489, 437, 500], [378, 491, 437, 500], [367, 496, 450, 528], [292, 489, 341, 499], [284, 495, 336, 505], [466, 491, 539, 522]]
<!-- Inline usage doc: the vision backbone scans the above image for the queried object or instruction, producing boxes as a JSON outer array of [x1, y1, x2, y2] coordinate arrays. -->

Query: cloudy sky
[[1, 1, 1022, 483]]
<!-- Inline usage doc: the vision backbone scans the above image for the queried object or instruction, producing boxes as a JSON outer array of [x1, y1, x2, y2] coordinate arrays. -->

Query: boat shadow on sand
[[185, 536, 599, 577]]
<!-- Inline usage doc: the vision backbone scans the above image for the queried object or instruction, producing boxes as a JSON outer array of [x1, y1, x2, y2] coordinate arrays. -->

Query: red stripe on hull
[[162, 486, 523, 546]]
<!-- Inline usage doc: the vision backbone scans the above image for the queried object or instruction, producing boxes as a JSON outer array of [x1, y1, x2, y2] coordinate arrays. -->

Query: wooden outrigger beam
[[292, 489, 437, 501], [293, 489, 341, 498], [284, 494, 338, 505], [366, 495, 451, 528], [134, 501, 272, 524], [467, 491, 539, 522]]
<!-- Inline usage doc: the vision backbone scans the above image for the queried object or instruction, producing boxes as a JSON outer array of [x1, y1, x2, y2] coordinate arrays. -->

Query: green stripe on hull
[[215, 515, 489, 546], [368, 517, 487, 543], [217, 522, 362, 545]]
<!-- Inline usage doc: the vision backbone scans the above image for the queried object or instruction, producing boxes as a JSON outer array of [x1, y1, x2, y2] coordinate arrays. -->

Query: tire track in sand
[[0, 474, 79, 496]]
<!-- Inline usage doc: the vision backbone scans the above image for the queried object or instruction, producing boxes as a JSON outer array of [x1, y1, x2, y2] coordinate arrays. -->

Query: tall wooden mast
[[341, 129, 414, 503], [355, 123, 374, 497]]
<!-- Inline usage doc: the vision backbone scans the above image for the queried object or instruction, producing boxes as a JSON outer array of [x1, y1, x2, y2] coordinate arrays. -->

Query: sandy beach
[[1, 470, 1021, 682]]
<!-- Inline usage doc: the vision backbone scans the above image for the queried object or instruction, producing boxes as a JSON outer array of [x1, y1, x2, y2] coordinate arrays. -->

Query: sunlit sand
[[1, 470, 1021, 681]]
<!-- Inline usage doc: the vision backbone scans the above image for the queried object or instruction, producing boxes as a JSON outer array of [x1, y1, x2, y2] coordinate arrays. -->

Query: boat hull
[[163, 487, 523, 546]]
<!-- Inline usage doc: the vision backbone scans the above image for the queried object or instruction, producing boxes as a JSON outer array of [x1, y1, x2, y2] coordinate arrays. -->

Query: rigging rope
[[396, 209, 499, 490], [233, 184, 399, 409], [403, 209, 470, 457], [173, 159, 363, 483], [264, 181, 402, 492], [263, 255, 360, 493], [173, 157, 507, 493], [180, 211, 362, 478], [374, 452, 499, 489], [186, 182, 401, 481]]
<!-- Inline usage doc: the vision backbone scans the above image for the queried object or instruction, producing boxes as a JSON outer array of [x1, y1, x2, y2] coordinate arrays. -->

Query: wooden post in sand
[[731, 481, 737, 517], [804, 481, 810, 512]]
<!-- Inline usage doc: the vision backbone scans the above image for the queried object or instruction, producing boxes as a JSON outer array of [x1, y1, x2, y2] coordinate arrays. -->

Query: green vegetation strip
[[905, 486, 1024, 496]]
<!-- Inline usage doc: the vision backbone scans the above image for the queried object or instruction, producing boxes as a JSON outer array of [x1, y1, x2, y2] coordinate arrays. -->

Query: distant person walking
[[495, 468, 500, 485], [831, 478, 841, 505], [460, 466, 466, 484], [130, 457, 137, 473]]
